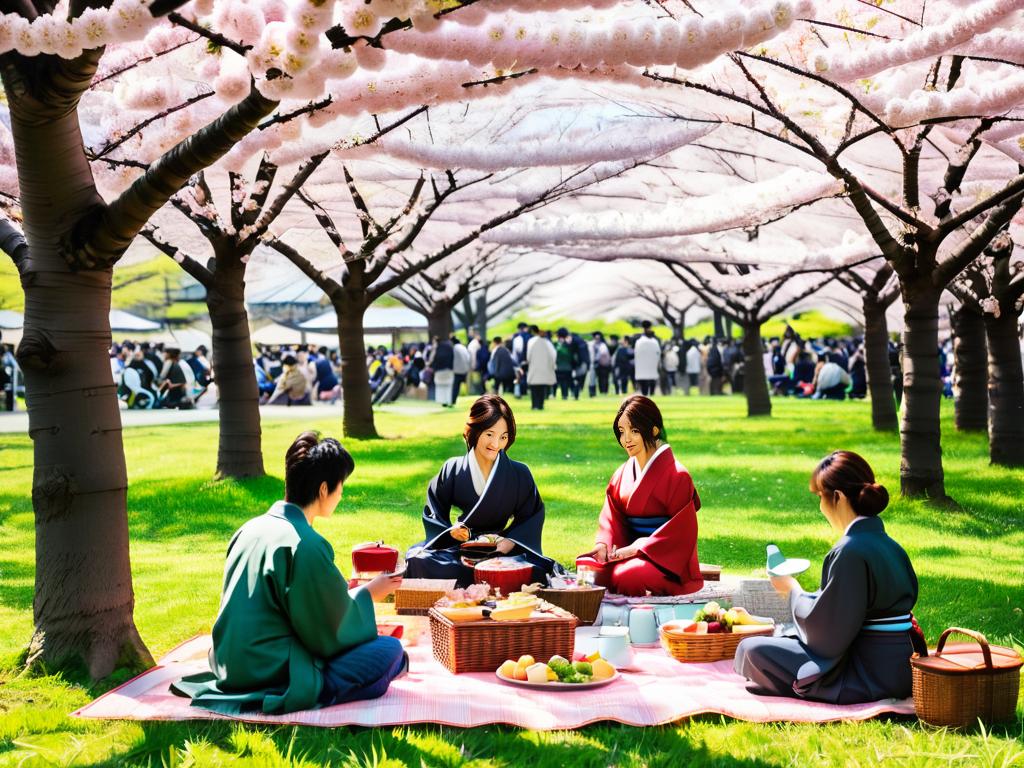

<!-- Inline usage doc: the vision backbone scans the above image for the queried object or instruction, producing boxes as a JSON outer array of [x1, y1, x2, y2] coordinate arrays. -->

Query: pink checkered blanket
[[71, 634, 914, 729]]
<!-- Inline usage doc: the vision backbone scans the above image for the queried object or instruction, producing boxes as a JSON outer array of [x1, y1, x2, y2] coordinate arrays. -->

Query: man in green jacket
[[173, 432, 406, 714]]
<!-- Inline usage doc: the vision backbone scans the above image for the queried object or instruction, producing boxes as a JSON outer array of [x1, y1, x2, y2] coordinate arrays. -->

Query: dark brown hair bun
[[810, 450, 889, 517], [856, 482, 889, 517]]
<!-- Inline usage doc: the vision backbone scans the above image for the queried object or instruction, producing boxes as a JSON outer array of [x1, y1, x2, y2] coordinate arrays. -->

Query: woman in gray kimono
[[734, 451, 921, 704]]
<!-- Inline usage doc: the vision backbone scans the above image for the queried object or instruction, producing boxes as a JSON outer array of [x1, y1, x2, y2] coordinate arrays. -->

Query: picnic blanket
[[72, 632, 915, 729]]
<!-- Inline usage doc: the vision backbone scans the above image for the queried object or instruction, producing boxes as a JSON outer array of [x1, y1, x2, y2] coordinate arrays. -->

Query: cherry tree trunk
[[899, 289, 948, 501], [741, 322, 771, 417], [206, 254, 264, 478], [11, 107, 151, 677], [863, 295, 898, 431], [335, 296, 378, 439], [427, 301, 454, 341], [984, 311, 1024, 467], [950, 306, 988, 432]]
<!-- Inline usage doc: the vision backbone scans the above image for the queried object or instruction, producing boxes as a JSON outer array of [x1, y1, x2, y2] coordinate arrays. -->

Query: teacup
[[597, 626, 634, 667], [599, 603, 630, 627]]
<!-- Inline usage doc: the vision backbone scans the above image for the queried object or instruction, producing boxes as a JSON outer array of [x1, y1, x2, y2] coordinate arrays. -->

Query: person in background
[[451, 335, 471, 407], [554, 328, 574, 400], [633, 321, 661, 397], [849, 343, 868, 399], [706, 338, 725, 395], [158, 347, 191, 409], [526, 325, 556, 410], [467, 329, 483, 395], [570, 331, 590, 400], [684, 340, 702, 396], [188, 345, 212, 388], [592, 331, 612, 396], [488, 336, 516, 396], [734, 451, 921, 704], [662, 342, 679, 395], [268, 355, 312, 406], [172, 432, 406, 714], [811, 353, 851, 400], [612, 336, 633, 395], [313, 346, 340, 402], [432, 335, 455, 407]]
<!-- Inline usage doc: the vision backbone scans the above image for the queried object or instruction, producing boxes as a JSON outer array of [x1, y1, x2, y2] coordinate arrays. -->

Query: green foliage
[[0, 397, 1022, 766], [488, 315, 673, 341], [683, 310, 854, 342], [0, 257, 23, 311]]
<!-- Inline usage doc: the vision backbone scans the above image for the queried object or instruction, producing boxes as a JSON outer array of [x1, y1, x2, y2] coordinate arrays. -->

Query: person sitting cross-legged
[[172, 432, 407, 714], [734, 451, 923, 704]]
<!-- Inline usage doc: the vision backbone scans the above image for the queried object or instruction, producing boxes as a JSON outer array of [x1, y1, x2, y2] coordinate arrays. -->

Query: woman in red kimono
[[579, 395, 703, 596]]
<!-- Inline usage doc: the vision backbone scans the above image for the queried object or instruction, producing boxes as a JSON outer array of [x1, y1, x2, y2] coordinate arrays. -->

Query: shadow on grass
[[94, 719, 786, 767]]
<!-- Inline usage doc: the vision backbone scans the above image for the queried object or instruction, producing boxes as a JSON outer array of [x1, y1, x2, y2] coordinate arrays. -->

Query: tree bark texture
[[984, 310, 1024, 467], [863, 295, 899, 431], [427, 301, 454, 341], [950, 305, 988, 432], [10, 105, 152, 677], [741, 322, 771, 417], [899, 289, 948, 501], [335, 295, 378, 439], [206, 250, 264, 478]]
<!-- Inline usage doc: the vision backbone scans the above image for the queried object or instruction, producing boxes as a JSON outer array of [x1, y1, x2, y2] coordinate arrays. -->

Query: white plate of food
[[495, 670, 620, 690]]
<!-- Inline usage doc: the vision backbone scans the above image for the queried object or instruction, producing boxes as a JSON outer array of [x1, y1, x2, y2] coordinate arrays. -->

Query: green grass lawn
[[1, 396, 1022, 767]]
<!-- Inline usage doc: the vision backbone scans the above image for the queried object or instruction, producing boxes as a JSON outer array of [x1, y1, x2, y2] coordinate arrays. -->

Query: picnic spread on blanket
[[74, 399, 1023, 730]]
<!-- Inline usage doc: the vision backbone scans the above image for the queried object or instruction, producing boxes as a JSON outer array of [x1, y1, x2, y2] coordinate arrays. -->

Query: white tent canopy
[[299, 306, 427, 334]]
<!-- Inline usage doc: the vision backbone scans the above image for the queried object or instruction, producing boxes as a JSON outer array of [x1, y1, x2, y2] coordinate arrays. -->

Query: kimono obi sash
[[862, 613, 913, 632], [626, 515, 671, 537]]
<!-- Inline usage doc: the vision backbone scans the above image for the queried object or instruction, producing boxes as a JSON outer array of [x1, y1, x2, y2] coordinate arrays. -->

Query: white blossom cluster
[[809, 0, 1022, 80], [483, 168, 844, 246], [386, 0, 810, 71]]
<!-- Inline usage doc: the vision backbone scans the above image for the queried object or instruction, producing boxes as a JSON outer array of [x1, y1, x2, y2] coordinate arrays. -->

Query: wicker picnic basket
[[660, 625, 775, 663], [737, 579, 792, 624], [395, 579, 457, 616], [537, 586, 605, 625], [429, 606, 577, 673], [911, 627, 1022, 728]]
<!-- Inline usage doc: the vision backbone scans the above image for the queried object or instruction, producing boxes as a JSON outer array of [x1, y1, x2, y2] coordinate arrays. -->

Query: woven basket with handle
[[660, 625, 774, 663], [911, 627, 1022, 728], [395, 579, 457, 616], [429, 606, 576, 673], [537, 587, 605, 625]]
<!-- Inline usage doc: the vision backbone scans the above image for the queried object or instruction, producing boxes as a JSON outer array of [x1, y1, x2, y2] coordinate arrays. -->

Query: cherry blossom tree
[[630, 282, 701, 341], [836, 260, 902, 431]]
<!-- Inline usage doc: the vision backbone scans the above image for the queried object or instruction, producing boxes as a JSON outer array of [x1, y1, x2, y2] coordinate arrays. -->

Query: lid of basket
[[352, 541, 399, 554], [911, 642, 1024, 675], [575, 556, 608, 570]]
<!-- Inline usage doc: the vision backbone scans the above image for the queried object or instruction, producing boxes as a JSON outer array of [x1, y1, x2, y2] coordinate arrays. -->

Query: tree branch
[[938, 171, 1024, 236], [266, 237, 344, 300], [936, 188, 1024, 287], [74, 85, 277, 269], [140, 226, 214, 286]]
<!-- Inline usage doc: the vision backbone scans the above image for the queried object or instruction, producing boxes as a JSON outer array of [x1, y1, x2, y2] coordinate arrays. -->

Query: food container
[[473, 558, 533, 596], [429, 605, 576, 673], [911, 627, 1022, 728], [660, 622, 774, 663], [575, 556, 612, 588], [537, 585, 606, 625], [351, 542, 399, 574], [395, 578, 457, 615]]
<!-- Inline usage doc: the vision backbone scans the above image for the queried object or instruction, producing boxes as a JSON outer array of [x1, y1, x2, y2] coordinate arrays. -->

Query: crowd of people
[[95, 318, 979, 414]]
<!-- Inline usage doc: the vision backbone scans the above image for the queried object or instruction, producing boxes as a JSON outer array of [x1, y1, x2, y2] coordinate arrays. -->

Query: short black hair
[[284, 431, 355, 507], [464, 394, 517, 450]]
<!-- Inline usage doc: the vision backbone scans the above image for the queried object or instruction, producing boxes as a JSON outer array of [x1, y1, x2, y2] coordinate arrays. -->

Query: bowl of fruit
[[660, 602, 775, 663], [496, 653, 618, 689]]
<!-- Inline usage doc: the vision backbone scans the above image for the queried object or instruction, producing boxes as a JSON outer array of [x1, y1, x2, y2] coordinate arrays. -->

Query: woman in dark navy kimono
[[405, 394, 559, 587], [734, 451, 922, 704]]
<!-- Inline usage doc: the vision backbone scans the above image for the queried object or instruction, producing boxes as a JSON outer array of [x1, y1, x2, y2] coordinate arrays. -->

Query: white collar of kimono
[[843, 515, 869, 536], [629, 442, 671, 485], [468, 448, 501, 498]]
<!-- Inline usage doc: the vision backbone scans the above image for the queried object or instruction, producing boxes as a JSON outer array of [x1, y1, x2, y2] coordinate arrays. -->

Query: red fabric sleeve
[[637, 467, 701, 588]]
